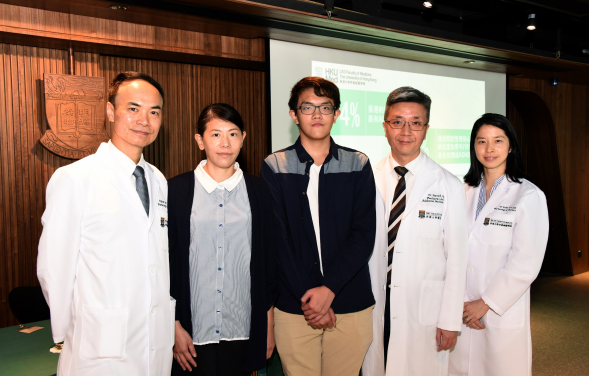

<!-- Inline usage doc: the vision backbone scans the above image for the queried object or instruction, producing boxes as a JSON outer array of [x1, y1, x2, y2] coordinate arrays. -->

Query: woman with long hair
[[449, 113, 549, 376]]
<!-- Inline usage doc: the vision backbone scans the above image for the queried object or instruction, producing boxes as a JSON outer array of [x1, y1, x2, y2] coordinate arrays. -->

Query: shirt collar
[[480, 174, 506, 195], [194, 160, 243, 194], [294, 136, 339, 164], [388, 150, 425, 177], [108, 140, 146, 176]]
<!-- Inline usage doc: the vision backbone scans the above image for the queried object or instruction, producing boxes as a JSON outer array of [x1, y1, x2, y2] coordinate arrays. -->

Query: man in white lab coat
[[362, 87, 469, 376], [37, 72, 174, 376]]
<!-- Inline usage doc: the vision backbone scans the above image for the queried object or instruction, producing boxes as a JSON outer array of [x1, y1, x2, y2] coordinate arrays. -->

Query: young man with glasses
[[260, 77, 376, 376], [362, 86, 469, 376]]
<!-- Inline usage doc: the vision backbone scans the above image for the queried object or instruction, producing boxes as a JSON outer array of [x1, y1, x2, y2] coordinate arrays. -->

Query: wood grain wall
[[507, 92, 573, 275], [0, 43, 267, 328], [509, 77, 589, 275], [0, 3, 265, 63]]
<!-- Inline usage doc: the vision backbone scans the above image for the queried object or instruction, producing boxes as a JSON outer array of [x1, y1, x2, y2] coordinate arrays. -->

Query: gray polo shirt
[[189, 160, 252, 345]]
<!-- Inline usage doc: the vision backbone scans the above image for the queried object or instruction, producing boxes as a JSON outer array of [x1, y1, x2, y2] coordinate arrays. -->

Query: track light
[[527, 14, 536, 30], [551, 76, 558, 86], [325, 0, 335, 19], [423, 1, 434, 8]]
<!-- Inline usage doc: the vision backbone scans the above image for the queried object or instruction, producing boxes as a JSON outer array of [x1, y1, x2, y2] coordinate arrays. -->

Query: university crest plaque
[[40, 73, 109, 159]]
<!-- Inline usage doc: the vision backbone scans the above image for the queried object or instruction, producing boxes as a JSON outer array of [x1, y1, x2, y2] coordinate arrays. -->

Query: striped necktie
[[133, 166, 150, 216], [387, 166, 408, 287], [384, 165, 408, 365]]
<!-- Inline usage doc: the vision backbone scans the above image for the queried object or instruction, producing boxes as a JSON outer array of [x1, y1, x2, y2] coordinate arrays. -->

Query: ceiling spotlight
[[423, 1, 434, 8], [551, 76, 558, 86], [527, 14, 536, 30], [464, 60, 476, 64], [109, 4, 127, 10]]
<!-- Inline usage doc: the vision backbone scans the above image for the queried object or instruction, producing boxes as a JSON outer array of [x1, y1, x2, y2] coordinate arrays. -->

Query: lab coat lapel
[[475, 178, 512, 225], [466, 184, 480, 233], [405, 155, 437, 215], [373, 156, 390, 206], [145, 163, 159, 228], [102, 148, 150, 218]]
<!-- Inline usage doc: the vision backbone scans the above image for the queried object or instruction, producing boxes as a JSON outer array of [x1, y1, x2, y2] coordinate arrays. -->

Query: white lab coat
[[448, 178, 548, 376], [363, 153, 469, 376], [37, 142, 174, 376]]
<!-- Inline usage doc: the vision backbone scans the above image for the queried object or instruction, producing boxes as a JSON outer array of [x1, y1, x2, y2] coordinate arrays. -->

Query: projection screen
[[269, 40, 506, 179]]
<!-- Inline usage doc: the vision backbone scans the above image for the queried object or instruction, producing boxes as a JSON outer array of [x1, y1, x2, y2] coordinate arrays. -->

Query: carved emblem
[[40, 73, 109, 159]]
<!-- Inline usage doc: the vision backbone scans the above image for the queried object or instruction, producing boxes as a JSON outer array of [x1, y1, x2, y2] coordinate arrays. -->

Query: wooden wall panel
[[0, 45, 267, 328], [507, 91, 573, 275], [0, 44, 74, 328], [0, 3, 265, 62], [509, 77, 589, 275]]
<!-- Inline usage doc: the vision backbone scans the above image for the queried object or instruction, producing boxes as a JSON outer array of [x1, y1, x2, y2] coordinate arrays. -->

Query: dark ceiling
[[5, 0, 589, 80], [307, 0, 589, 60]]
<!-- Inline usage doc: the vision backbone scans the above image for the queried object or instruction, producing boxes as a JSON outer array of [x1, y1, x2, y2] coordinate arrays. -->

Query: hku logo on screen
[[314, 65, 338, 83]]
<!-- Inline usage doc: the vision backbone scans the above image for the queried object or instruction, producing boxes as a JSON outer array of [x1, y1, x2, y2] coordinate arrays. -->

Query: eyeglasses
[[384, 119, 428, 131], [298, 104, 336, 115]]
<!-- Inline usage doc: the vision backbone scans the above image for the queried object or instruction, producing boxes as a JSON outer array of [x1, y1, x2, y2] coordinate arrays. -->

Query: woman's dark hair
[[197, 103, 245, 135], [464, 113, 526, 187], [288, 76, 341, 111]]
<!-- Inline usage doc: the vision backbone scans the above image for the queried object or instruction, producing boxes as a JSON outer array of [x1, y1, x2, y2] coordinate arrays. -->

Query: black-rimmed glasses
[[298, 104, 336, 115], [384, 119, 428, 131]]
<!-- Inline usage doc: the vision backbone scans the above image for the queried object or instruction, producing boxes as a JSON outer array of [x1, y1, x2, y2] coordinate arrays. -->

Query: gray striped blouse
[[189, 166, 252, 345]]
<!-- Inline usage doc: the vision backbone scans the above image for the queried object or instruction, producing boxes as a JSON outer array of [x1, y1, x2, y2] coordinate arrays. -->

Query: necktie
[[133, 166, 150, 216], [384, 166, 408, 365]]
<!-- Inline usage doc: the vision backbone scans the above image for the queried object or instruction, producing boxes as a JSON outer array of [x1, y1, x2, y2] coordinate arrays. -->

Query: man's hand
[[267, 308, 275, 359], [463, 299, 489, 330], [301, 286, 335, 322], [173, 321, 197, 371], [309, 308, 337, 329], [436, 328, 457, 352]]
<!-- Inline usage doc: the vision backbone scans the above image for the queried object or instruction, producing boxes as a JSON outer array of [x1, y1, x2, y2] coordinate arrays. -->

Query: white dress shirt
[[306, 163, 323, 275]]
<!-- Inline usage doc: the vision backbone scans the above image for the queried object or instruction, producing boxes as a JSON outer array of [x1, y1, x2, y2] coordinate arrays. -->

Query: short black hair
[[464, 113, 526, 187], [288, 77, 340, 112], [108, 71, 164, 106], [197, 103, 245, 135], [385, 86, 432, 123]]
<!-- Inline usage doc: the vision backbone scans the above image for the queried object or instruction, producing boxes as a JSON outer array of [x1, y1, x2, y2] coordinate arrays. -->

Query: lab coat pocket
[[417, 205, 442, 239], [418, 280, 445, 326], [480, 213, 515, 246], [484, 295, 525, 329], [79, 305, 127, 360]]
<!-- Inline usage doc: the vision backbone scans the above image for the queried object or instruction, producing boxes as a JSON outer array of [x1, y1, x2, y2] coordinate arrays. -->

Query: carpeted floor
[[268, 271, 589, 376], [531, 271, 589, 376]]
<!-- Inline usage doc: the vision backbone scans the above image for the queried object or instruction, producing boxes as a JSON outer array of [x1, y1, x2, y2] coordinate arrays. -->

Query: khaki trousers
[[274, 305, 374, 376]]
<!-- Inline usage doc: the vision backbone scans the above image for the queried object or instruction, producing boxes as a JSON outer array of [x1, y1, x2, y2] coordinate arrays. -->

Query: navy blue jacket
[[168, 171, 277, 373], [260, 137, 376, 315]]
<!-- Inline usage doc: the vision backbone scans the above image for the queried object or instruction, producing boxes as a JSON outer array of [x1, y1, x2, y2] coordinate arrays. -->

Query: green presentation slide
[[313, 61, 485, 179]]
